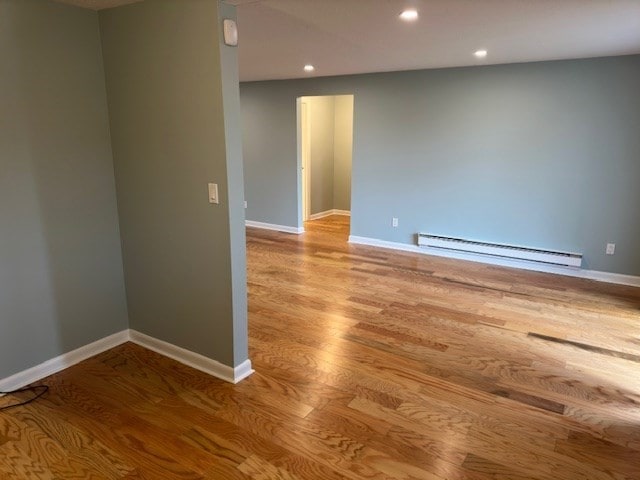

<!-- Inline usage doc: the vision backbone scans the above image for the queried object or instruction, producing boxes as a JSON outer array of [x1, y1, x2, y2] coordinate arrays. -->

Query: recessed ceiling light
[[304, 64, 315, 72], [474, 49, 488, 58], [399, 9, 418, 21]]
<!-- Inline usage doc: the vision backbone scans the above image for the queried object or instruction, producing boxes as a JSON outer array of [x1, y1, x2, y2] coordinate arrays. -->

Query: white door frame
[[300, 99, 311, 222]]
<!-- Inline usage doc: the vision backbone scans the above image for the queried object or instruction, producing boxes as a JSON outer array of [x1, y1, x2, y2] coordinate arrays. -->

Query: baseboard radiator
[[417, 233, 582, 267]]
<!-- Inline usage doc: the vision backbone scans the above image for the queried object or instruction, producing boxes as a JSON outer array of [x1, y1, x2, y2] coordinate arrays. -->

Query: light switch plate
[[208, 183, 219, 204]]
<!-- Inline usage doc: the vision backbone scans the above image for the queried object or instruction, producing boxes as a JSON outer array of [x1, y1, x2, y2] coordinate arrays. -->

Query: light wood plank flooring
[[2, 214, 640, 479]]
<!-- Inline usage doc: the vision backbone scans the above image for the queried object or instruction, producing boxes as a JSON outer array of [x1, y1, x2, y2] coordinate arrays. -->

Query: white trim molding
[[129, 330, 254, 384], [246, 220, 304, 234], [579, 270, 640, 287], [348, 235, 640, 288], [308, 209, 351, 220], [0, 330, 129, 392], [232, 358, 255, 383], [1, 330, 254, 392]]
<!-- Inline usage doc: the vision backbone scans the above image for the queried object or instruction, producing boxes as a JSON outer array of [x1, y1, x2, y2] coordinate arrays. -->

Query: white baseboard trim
[[348, 235, 640, 287], [246, 220, 304, 234], [129, 330, 254, 384], [1, 329, 255, 391], [308, 209, 351, 220], [0, 330, 129, 392], [233, 358, 255, 383], [349, 235, 422, 255], [579, 270, 640, 287]]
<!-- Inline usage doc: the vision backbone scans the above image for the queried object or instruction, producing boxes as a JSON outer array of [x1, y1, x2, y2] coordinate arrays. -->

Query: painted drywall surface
[[240, 55, 640, 275], [241, 84, 299, 227], [100, 0, 247, 367], [218, 1, 249, 367], [306, 96, 336, 215], [0, 1, 128, 379], [333, 95, 353, 211]]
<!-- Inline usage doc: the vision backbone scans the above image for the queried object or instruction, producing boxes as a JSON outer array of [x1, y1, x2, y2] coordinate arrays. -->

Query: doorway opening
[[298, 95, 354, 236]]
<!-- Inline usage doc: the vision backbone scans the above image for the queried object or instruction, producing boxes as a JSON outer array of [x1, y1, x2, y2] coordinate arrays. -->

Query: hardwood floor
[[2, 214, 640, 479]]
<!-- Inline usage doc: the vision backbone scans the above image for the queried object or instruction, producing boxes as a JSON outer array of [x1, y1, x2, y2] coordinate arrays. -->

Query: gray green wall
[[99, 0, 248, 367], [240, 55, 640, 276], [333, 95, 353, 212], [0, 0, 128, 379], [305, 96, 337, 215], [242, 84, 299, 227], [218, 2, 249, 367]]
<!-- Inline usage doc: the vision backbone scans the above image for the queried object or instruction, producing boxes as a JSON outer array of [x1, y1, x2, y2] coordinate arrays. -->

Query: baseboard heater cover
[[417, 233, 582, 267]]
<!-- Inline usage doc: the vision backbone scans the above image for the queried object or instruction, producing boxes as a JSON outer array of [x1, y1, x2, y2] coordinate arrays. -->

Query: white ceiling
[[229, 0, 640, 81], [54, 0, 640, 82]]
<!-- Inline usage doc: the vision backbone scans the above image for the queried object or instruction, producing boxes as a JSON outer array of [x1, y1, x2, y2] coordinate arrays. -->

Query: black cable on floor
[[0, 385, 49, 411]]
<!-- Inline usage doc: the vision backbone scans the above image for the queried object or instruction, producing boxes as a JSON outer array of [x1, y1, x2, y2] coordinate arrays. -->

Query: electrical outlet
[[392, 217, 399, 228], [606, 243, 615, 255], [244, 201, 247, 209]]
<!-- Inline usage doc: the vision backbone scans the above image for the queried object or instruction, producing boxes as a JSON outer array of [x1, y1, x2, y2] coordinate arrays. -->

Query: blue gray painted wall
[[1, 0, 249, 382], [333, 95, 354, 212], [305, 96, 336, 215], [99, 0, 248, 367], [0, 1, 129, 379], [242, 83, 300, 227], [240, 55, 640, 275]]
